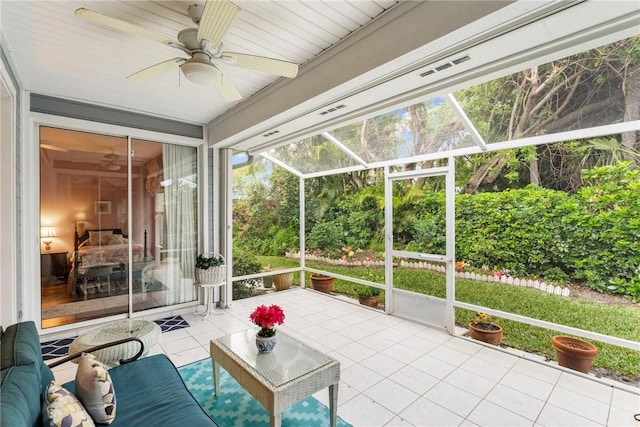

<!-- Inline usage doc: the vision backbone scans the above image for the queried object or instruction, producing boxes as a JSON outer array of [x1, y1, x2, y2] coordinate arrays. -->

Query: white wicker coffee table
[[69, 319, 161, 368], [210, 329, 340, 427]]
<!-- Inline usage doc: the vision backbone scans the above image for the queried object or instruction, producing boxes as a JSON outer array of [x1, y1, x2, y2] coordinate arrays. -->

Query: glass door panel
[[40, 128, 200, 328], [40, 127, 128, 328], [131, 139, 198, 313]]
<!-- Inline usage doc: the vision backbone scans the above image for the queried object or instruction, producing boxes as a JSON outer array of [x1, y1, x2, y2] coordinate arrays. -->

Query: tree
[[457, 36, 639, 193]]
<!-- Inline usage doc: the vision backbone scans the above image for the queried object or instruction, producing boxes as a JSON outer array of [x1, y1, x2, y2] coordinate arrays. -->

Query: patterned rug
[[41, 315, 190, 360], [178, 358, 352, 427]]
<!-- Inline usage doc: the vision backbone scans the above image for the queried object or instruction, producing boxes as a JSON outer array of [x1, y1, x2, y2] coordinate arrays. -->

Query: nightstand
[[41, 251, 69, 284]]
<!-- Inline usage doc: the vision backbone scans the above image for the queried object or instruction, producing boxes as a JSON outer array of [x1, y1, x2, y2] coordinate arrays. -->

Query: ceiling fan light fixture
[[181, 59, 220, 86]]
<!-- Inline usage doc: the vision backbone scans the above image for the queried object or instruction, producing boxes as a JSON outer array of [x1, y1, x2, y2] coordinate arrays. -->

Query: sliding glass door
[[40, 127, 199, 328]]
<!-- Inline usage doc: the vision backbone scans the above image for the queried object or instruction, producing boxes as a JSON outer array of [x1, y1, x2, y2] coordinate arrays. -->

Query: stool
[[196, 282, 225, 320]]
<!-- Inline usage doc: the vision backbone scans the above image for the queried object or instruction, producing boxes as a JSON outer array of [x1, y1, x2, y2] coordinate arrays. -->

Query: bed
[[67, 228, 148, 296]]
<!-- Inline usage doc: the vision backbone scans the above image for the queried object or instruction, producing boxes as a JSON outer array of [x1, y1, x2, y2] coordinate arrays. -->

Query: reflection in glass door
[[40, 128, 199, 328], [131, 139, 198, 314]]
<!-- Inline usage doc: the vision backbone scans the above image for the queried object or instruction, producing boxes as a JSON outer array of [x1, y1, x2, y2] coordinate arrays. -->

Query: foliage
[[355, 285, 381, 297], [231, 248, 262, 300], [250, 304, 285, 337], [195, 253, 224, 270], [558, 162, 640, 297], [306, 221, 345, 255]]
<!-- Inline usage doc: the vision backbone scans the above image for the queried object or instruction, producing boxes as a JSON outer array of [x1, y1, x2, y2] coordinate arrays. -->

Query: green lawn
[[257, 256, 640, 380]]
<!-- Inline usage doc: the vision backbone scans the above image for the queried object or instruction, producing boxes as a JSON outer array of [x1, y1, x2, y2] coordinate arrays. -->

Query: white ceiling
[[2, 0, 638, 151], [1, 0, 398, 125]]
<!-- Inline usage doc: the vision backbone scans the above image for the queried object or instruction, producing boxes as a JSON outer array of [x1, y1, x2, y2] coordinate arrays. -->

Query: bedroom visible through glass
[[39, 127, 199, 328]]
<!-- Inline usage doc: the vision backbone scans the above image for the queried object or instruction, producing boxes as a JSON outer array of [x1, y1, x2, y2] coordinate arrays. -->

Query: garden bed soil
[[566, 282, 639, 309]]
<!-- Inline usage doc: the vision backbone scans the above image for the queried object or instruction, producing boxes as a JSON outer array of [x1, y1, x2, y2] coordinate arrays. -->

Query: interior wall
[[0, 43, 20, 325]]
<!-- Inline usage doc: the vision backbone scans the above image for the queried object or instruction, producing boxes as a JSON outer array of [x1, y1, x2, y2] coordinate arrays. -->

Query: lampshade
[[40, 226, 56, 251], [40, 226, 56, 238]]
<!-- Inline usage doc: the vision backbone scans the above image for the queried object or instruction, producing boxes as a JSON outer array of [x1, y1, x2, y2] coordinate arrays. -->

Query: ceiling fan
[[101, 154, 122, 171], [75, 0, 299, 101]]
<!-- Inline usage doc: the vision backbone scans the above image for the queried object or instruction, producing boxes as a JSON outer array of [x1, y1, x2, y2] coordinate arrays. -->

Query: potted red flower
[[249, 304, 285, 352]]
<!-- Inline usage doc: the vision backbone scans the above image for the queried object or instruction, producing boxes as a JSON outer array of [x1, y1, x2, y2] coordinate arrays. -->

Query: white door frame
[[384, 157, 456, 333]]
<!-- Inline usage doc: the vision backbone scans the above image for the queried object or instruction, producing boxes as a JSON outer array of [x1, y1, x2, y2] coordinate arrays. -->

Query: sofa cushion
[[75, 353, 116, 424], [64, 354, 216, 426], [45, 381, 95, 427], [0, 365, 43, 427], [1, 321, 42, 369]]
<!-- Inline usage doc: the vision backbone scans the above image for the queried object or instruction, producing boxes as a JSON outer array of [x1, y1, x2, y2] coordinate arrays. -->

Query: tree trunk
[[461, 153, 508, 194]]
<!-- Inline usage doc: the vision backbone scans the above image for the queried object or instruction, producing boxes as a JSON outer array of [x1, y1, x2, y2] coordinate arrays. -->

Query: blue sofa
[[1, 321, 217, 426]]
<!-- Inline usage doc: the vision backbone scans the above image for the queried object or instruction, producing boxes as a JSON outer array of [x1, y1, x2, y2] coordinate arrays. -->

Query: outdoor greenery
[[234, 37, 639, 381], [241, 162, 640, 300]]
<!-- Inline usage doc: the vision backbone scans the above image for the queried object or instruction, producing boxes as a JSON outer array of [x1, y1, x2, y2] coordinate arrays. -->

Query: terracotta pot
[[272, 272, 293, 291], [310, 275, 334, 293], [468, 322, 503, 345], [551, 335, 598, 373], [358, 295, 379, 308]]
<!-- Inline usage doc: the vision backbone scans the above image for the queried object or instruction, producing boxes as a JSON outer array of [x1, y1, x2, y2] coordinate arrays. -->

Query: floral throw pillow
[[45, 381, 95, 427], [75, 353, 117, 424]]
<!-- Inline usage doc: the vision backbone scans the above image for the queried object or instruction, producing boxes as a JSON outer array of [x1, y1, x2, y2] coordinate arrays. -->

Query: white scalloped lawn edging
[[400, 260, 570, 297], [286, 252, 570, 297]]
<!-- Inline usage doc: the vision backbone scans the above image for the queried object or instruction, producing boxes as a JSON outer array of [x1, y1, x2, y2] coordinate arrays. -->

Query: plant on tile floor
[[468, 312, 503, 345]]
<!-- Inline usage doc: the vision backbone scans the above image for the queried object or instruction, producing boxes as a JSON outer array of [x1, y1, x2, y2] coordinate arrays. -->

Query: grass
[[257, 256, 640, 380]]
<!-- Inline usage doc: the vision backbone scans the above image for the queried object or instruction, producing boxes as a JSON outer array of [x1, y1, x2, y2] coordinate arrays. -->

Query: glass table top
[[214, 329, 337, 388]]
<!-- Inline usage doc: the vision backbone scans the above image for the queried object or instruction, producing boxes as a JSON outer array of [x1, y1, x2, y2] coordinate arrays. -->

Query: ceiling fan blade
[[213, 66, 242, 101], [75, 8, 178, 46], [222, 52, 299, 78], [197, 0, 241, 48], [40, 143, 69, 152], [127, 58, 184, 81]]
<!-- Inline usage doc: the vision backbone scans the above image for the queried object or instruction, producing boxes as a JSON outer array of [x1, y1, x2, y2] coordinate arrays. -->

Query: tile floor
[[50, 288, 640, 427]]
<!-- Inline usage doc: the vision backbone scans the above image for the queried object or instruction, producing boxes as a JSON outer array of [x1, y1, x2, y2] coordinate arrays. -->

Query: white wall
[[0, 52, 18, 325]]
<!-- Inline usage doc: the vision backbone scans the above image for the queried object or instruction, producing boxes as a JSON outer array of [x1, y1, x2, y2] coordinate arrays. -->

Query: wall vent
[[319, 104, 347, 116], [419, 55, 471, 78], [262, 130, 280, 138]]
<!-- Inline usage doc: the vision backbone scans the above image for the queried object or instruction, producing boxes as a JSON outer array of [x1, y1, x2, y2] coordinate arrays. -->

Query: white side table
[[69, 319, 161, 368], [196, 281, 226, 320]]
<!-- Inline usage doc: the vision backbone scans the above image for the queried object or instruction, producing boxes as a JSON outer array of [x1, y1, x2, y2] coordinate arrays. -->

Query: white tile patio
[[50, 288, 640, 427]]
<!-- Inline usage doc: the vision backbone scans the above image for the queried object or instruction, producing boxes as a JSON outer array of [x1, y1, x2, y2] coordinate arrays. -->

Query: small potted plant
[[356, 285, 381, 307], [249, 304, 285, 352], [468, 312, 503, 345], [195, 253, 225, 284], [262, 265, 273, 289], [310, 273, 334, 293]]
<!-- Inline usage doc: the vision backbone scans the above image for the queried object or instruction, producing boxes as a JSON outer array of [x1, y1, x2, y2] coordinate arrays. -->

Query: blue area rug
[[153, 314, 190, 332], [41, 315, 190, 360], [178, 358, 352, 427]]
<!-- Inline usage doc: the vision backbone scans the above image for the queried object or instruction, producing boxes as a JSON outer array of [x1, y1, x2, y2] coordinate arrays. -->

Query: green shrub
[[306, 221, 345, 254], [232, 248, 262, 299], [269, 226, 299, 255]]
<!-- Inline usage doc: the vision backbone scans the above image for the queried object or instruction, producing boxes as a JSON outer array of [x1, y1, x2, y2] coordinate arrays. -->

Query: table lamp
[[40, 226, 56, 251]]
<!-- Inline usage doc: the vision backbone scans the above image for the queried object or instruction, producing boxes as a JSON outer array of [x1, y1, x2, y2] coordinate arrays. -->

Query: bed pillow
[[75, 353, 117, 425], [106, 234, 124, 245], [88, 231, 113, 246], [45, 381, 95, 427], [78, 239, 91, 248]]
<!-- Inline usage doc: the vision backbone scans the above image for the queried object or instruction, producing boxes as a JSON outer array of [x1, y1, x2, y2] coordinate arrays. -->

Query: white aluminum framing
[[223, 71, 640, 353]]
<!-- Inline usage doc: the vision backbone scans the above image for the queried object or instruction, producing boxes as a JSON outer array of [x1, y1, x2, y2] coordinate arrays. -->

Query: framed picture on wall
[[95, 201, 111, 215]]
